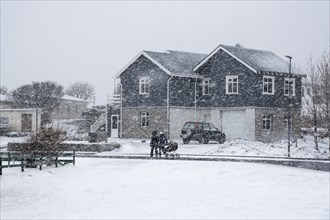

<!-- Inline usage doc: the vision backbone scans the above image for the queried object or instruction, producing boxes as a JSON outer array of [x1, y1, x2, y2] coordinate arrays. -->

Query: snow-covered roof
[[221, 45, 302, 75], [144, 50, 207, 75], [116, 50, 207, 77], [0, 108, 41, 112], [194, 44, 303, 75], [1, 94, 85, 102], [62, 94, 86, 102], [118, 44, 304, 78]]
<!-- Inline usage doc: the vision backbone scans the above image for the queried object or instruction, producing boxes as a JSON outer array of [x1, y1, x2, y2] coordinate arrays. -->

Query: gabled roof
[[0, 94, 86, 103], [116, 50, 206, 77], [62, 95, 86, 102], [194, 44, 303, 75], [144, 50, 207, 75]]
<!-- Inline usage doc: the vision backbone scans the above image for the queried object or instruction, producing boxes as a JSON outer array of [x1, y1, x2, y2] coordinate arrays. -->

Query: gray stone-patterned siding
[[122, 107, 167, 139], [255, 108, 301, 142]]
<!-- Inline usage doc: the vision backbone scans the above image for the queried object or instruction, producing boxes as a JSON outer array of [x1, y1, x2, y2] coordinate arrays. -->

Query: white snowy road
[[1, 158, 329, 219]]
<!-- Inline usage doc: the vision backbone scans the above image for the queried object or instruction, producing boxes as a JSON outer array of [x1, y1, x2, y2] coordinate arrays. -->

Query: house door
[[222, 111, 247, 140], [111, 115, 119, 138], [21, 114, 32, 132]]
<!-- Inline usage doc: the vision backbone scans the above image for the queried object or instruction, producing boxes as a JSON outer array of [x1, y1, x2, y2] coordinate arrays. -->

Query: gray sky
[[1, 1, 329, 105]]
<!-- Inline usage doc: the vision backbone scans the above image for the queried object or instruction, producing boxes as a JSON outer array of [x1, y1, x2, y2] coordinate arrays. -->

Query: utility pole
[[285, 55, 292, 158]]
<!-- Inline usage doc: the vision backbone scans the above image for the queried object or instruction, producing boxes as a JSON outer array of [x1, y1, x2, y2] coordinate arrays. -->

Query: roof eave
[[258, 70, 306, 77], [115, 51, 172, 78], [193, 45, 257, 74]]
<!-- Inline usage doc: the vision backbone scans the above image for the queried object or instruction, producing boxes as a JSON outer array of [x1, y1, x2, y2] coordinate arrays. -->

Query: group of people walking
[[149, 131, 178, 158]]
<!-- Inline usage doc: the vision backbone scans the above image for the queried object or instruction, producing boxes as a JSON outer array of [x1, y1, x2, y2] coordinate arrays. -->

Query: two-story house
[[117, 44, 304, 142]]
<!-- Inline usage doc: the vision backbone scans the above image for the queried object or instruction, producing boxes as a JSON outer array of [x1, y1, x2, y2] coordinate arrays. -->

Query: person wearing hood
[[150, 130, 159, 158]]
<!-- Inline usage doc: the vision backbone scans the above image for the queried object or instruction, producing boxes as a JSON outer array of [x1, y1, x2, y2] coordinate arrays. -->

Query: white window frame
[[284, 78, 295, 97], [0, 117, 9, 125], [141, 112, 149, 127], [226, 75, 238, 94], [202, 79, 210, 95], [263, 114, 273, 130], [263, 76, 275, 95], [139, 77, 149, 95]]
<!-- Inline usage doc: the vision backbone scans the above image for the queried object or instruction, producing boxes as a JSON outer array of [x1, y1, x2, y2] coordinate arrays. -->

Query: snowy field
[[99, 136, 330, 159], [1, 158, 329, 220], [2, 119, 328, 159], [1, 134, 330, 159]]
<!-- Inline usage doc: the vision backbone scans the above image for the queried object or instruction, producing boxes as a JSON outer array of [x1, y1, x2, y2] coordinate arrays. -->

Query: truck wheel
[[218, 134, 226, 144], [183, 138, 190, 144]]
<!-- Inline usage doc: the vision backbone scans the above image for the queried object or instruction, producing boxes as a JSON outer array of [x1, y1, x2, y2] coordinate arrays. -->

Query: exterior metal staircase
[[90, 113, 106, 132]]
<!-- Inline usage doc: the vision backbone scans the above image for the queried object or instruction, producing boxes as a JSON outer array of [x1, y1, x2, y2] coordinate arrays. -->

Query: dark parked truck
[[180, 122, 226, 144]]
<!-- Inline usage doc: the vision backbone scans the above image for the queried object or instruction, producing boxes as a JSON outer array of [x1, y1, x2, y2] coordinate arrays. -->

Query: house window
[[0, 117, 9, 125], [141, 112, 149, 127], [284, 78, 295, 96], [139, 77, 149, 94], [203, 79, 210, 95], [284, 115, 293, 130], [263, 114, 273, 130], [263, 76, 275, 95], [226, 76, 238, 94]]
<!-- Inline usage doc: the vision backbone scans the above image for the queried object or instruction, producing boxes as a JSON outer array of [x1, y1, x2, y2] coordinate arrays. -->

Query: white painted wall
[[245, 108, 256, 141], [169, 108, 199, 139], [169, 108, 256, 141], [222, 110, 247, 140], [0, 109, 41, 133]]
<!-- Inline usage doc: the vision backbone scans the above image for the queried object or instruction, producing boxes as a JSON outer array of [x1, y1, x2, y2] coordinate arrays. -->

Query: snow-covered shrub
[[15, 128, 67, 167]]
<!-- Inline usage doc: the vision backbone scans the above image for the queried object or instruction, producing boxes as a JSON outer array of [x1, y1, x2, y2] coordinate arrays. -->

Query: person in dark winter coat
[[150, 130, 159, 158], [158, 132, 168, 157]]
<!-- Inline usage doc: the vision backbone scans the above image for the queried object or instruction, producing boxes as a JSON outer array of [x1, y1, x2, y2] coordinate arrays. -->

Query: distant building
[[0, 94, 41, 134], [51, 95, 88, 120]]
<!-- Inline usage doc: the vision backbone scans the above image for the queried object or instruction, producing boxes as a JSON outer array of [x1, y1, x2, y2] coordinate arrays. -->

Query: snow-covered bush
[[15, 127, 67, 167]]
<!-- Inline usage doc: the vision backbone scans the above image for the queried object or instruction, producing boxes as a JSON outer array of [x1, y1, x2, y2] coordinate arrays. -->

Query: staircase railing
[[90, 113, 106, 132]]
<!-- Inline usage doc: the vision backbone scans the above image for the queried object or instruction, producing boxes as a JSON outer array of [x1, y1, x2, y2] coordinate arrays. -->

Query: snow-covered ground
[[1, 133, 329, 219], [1, 158, 329, 219], [102, 136, 330, 159], [1, 134, 329, 159], [3, 119, 327, 158]]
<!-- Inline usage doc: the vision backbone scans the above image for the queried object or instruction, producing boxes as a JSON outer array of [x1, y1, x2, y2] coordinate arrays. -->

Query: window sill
[[262, 93, 275, 95]]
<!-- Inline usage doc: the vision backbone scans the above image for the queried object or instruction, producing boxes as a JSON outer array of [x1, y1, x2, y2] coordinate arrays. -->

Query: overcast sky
[[1, 1, 329, 105]]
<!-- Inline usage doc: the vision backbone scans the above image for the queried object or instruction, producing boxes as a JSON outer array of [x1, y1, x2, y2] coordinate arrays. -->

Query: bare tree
[[65, 82, 95, 104], [317, 50, 330, 151], [8, 81, 64, 124], [305, 56, 321, 151], [304, 50, 330, 151]]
